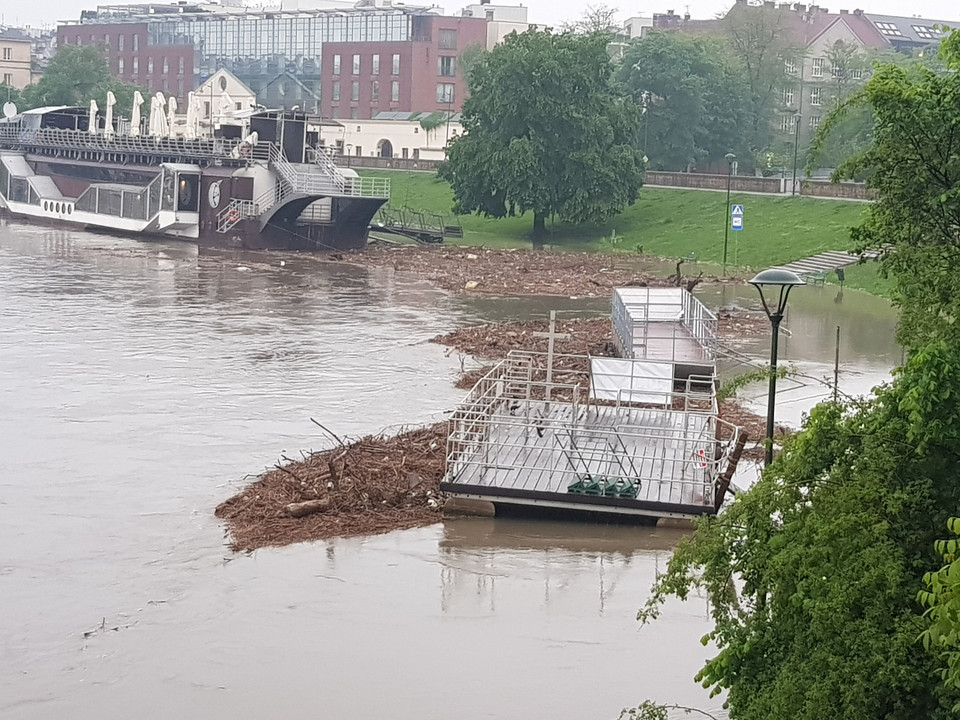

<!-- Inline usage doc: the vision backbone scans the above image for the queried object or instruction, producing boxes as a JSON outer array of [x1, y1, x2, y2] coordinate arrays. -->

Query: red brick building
[[57, 6, 490, 117], [57, 23, 194, 103], [320, 15, 486, 120]]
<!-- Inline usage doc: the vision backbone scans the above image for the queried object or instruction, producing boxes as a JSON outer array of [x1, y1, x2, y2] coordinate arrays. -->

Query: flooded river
[[0, 222, 898, 719]]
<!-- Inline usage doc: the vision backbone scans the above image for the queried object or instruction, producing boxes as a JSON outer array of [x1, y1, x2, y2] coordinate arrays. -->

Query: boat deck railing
[[0, 127, 270, 164]]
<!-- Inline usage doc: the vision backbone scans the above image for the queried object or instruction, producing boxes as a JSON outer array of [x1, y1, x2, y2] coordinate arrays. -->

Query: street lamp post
[[642, 91, 651, 161], [722, 152, 736, 276], [791, 113, 802, 196], [749, 268, 806, 466]]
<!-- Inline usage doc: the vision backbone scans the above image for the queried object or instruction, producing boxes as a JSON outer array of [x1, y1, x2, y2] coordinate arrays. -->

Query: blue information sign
[[731, 204, 744, 231]]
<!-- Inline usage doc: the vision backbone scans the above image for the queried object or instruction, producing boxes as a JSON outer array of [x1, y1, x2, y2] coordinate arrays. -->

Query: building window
[[852, 68, 864, 80], [781, 88, 794, 106], [372, 54, 380, 75], [333, 54, 341, 75], [391, 80, 399, 102], [436, 83, 455, 104], [438, 29, 457, 49], [352, 54, 360, 74], [331, 106, 338, 119], [162, 78, 169, 93], [371, 80, 379, 102], [178, 57, 184, 75], [75, 35, 81, 45], [2, 73, 11, 86], [779, 114, 794, 133], [351, 80, 359, 101], [811, 57, 824, 77], [809, 115, 822, 129], [104, 34, 110, 46], [148, 58, 154, 74], [402, 147, 409, 159], [350, 107, 359, 119], [1, 48, 10, 61], [118, 34, 124, 51], [162, 57, 169, 74], [133, 35, 139, 51], [332, 80, 340, 101], [392, 54, 400, 75], [810, 86, 823, 106], [438, 56, 456, 77], [118, 57, 124, 74], [178, 79, 184, 97], [133, 57, 139, 74], [912, 25, 936, 40], [875, 21, 903, 37]]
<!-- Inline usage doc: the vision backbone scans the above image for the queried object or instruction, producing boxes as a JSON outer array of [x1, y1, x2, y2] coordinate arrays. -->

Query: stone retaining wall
[[336, 159, 873, 199]]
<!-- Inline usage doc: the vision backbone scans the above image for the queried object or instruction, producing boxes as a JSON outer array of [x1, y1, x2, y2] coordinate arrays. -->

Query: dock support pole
[[833, 325, 840, 402], [545, 310, 556, 405]]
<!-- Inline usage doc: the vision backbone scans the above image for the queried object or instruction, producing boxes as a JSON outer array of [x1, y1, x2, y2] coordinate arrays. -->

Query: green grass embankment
[[361, 169, 888, 296]]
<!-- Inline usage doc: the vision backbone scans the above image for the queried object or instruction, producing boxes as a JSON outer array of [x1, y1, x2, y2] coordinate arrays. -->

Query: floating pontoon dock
[[441, 288, 742, 521]]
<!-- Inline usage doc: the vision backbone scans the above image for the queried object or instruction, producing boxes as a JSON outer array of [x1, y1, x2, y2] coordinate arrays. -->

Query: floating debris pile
[[216, 423, 447, 552], [343, 245, 680, 296]]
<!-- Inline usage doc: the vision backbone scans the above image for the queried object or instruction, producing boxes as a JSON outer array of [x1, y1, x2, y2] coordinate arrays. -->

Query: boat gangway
[[612, 287, 718, 379]]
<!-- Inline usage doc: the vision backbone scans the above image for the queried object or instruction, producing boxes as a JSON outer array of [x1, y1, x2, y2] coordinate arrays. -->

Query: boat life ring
[[226, 208, 239, 223]]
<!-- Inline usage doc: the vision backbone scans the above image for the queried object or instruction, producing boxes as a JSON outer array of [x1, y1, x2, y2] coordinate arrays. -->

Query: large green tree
[[821, 30, 960, 349], [18, 44, 145, 117], [721, 2, 802, 158], [640, 345, 960, 719], [438, 29, 645, 238], [617, 31, 749, 170]]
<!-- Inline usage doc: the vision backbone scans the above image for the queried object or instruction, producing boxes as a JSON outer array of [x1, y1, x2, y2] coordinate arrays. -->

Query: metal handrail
[[0, 126, 271, 163]]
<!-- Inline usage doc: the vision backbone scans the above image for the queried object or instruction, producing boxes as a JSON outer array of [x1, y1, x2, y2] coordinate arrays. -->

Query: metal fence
[[445, 351, 740, 509]]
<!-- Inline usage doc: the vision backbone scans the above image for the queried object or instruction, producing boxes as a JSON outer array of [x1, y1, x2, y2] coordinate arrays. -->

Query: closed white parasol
[[88, 99, 98, 134], [130, 91, 144, 136], [104, 91, 116, 137]]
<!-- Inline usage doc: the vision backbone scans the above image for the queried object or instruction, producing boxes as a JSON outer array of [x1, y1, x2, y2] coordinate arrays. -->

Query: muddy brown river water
[[0, 222, 899, 719]]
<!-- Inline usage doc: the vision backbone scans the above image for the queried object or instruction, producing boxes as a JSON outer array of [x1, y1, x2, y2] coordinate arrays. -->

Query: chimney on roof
[[853, 7, 862, 15], [840, 8, 847, 13], [809, 4, 819, 12], [684, 10, 690, 20]]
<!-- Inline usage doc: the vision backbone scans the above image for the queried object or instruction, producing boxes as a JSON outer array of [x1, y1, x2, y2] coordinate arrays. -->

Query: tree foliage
[[12, 45, 145, 117], [919, 517, 960, 710], [617, 31, 748, 170], [721, 3, 803, 159], [563, 3, 622, 35], [819, 29, 960, 349], [438, 29, 644, 237], [639, 341, 960, 719]]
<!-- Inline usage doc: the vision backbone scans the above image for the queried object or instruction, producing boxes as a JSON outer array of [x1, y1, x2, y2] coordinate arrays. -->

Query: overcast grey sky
[[3, 0, 957, 31]]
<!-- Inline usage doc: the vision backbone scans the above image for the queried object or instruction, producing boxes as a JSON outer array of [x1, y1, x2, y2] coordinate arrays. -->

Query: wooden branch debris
[[216, 423, 448, 552]]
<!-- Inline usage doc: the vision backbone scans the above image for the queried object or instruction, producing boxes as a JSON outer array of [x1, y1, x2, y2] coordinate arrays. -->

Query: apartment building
[[0, 29, 34, 90]]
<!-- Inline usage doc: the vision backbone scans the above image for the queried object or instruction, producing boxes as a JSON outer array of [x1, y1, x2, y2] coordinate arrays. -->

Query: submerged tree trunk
[[533, 211, 546, 239]]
